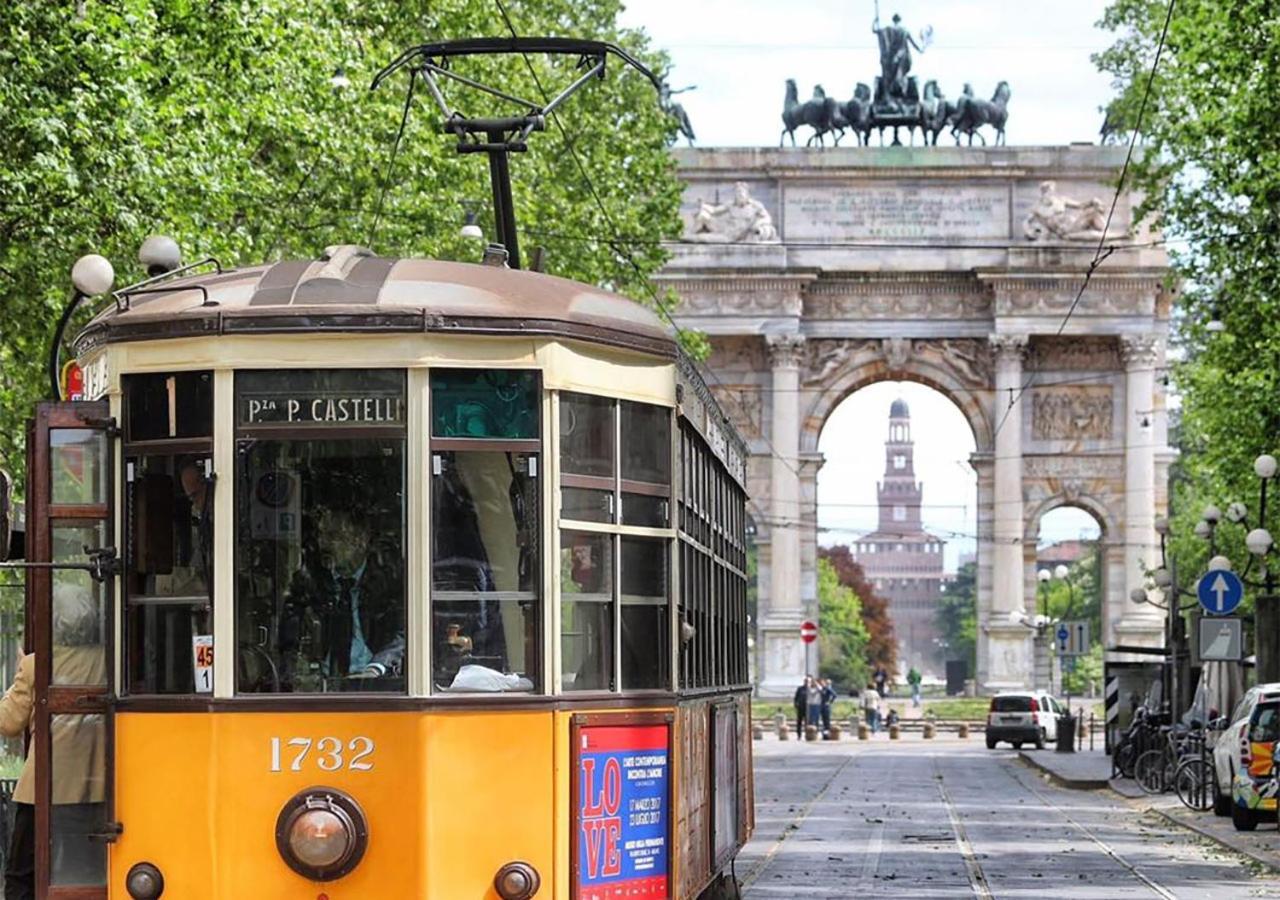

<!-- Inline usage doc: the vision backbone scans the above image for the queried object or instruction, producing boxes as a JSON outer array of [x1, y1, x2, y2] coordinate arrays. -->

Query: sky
[[618, 0, 1118, 147], [618, 1, 1118, 570]]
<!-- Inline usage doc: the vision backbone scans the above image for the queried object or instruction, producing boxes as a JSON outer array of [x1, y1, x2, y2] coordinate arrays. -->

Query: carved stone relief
[[805, 290, 993, 320], [1023, 455, 1124, 479], [1023, 180, 1131, 242], [766, 334, 806, 368], [679, 291, 803, 317], [708, 336, 765, 373], [883, 337, 914, 369], [1031, 386, 1114, 440], [684, 181, 779, 243], [1029, 336, 1120, 371], [917, 339, 993, 386], [803, 339, 877, 385]]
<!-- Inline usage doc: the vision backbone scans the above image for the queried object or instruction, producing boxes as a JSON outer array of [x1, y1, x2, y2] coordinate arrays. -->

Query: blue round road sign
[[1197, 569, 1243, 615], [1056, 624, 1069, 645]]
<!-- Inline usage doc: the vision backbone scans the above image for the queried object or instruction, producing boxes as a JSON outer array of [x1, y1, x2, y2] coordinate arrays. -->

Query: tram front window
[[235, 370, 407, 694], [430, 369, 541, 692], [122, 372, 214, 694]]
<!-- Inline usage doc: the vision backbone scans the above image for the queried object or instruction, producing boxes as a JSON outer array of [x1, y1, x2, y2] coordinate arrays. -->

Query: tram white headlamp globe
[[1246, 528, 1274, 557], [1054, 564, 1069, 581], [138, 235, 182, 274], [1208, 555, 1233, 572], [71, 253, 115, 296], [1037, 568, 1051, 583], [1255, 454, 1278, 480]]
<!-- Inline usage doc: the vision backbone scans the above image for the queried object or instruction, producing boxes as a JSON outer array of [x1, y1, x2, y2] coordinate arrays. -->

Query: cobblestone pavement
[[740, 736, 1280, 899]]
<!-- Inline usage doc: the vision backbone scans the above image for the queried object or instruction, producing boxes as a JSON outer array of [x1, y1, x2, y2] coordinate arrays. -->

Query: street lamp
[[1187, 454, 1280, 681]]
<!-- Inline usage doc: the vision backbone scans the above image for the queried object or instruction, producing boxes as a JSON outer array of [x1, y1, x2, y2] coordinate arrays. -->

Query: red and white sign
[[800, 621, 818, 644]]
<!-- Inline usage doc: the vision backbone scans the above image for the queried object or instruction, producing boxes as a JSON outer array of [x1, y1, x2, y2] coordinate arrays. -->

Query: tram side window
[[677, 420, 748, 690], [123, 372, 214, 694], [559, 392, 673, 692], [234, 370, 407, 694], [431, 369, 540, 692]]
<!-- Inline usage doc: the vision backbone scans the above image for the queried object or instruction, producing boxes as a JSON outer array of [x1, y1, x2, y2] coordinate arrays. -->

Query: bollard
[[773, 712, 787, 731], [805, 725, 819, 742], [923, 722, 935, 740], [958, 722, 970, 739], [889, 724, 900, 740], [857, 723, 869, 740], [777, 726, 790, 741], [753, 725, 764, 740], [826, 724, 842, 741]]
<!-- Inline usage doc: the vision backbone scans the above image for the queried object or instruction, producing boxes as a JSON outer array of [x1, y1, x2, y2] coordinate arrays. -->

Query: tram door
[[27, 402, 116, 898]]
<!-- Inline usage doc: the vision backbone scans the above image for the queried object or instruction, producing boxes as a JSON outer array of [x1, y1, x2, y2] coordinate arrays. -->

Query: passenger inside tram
[[279, 505, 406, 691]]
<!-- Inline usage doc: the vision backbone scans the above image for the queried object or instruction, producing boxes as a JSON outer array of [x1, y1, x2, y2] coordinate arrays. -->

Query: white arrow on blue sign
[[1197, 569, 1244, 616]]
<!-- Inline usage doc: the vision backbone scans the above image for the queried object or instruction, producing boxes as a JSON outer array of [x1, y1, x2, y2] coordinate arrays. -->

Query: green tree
[[816, 557, 870, 691], [1095, 1, 1280, 579], [1035, 550, 1103, 696], [936, 560, 976, 675], [818, 544, 897, 675], [0, 0, 683, 486]]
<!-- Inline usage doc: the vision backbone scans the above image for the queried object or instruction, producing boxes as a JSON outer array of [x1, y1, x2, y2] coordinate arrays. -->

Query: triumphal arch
[[657, 146, 1174, 695]]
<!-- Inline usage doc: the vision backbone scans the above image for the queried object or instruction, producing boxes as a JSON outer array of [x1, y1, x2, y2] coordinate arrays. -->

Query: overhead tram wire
[[991, 0, 1177, 442], [490, 0, 810, 481]]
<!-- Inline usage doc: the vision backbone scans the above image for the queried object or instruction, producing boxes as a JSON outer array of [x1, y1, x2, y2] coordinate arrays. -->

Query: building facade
[[851, 399, 947, 676]]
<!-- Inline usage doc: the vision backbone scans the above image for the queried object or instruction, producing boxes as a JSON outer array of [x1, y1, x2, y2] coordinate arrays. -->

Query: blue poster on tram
[[576, 723, 670, 900]]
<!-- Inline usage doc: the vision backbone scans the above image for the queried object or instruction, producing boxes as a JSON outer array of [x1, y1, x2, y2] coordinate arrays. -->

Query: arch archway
[[816, 379, 977, 681]]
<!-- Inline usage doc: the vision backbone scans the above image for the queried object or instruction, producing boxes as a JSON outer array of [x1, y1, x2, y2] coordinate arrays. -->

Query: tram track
[[737, 748, 859, 890], [932, 755, 994, 900], [1004, 757, 1179, 900]]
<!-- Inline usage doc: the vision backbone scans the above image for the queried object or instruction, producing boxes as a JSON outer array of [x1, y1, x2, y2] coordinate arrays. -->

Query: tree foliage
[[815, 557, 869, 691], [0, 0, 684, 482], [936, 560, 976, 675], [818, 544, 897, 676], [1095, 1, 1280, 574]]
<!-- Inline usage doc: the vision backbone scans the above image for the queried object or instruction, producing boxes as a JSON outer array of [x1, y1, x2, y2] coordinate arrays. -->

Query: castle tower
[[851, 398, 948, 677]]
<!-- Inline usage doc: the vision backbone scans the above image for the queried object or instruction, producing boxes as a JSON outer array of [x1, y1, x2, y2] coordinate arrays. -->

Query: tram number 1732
[[269, 736, 376, 773]]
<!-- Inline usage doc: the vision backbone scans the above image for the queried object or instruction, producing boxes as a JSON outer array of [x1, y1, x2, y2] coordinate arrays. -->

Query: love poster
[[576, 723, 670, 899]]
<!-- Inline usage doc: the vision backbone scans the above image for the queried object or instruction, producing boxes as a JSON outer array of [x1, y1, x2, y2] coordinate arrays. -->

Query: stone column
[[986, 334, 1032, 689], [758, 334, 807, 695], [1117, 335, 1165, 645]]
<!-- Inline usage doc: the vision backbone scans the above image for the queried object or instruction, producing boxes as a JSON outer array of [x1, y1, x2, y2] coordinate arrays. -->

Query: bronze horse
[[951, 81, 1011, 146], [836, 83, 874, 146], [781, 79, 840, 147], [919, 80, 950, 146]]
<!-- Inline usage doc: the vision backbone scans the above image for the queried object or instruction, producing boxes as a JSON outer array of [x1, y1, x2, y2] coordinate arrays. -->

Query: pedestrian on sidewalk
[[873, 665, 889, 699], [793, 677, 810, 738], [806, 677, 823, 734], [907, 666, 922, 708], [820, 678, 836, 737], [863, 684, 880, 733]]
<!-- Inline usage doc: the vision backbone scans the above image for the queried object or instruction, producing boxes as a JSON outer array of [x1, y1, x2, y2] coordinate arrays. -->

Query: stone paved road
[[740, 736, 1280, 899]]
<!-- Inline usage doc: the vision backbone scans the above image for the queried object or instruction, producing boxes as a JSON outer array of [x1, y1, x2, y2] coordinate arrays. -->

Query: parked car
[[985, 692, 1063, 750], [1211, 682, 1280, 829]]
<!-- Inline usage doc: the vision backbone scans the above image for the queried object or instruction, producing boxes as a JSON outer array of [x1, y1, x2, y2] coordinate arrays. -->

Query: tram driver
[[279, 505, 405, 691]]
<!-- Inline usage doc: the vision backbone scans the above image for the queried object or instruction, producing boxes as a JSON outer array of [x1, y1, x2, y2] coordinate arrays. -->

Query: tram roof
[[74, 244, 677, 357]]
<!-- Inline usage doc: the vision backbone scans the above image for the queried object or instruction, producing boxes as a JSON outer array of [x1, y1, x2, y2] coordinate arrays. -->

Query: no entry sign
[[800, 621, 818, 644]]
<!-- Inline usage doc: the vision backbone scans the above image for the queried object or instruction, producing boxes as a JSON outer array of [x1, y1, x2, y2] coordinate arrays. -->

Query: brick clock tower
[[851, 399, 947, 676]]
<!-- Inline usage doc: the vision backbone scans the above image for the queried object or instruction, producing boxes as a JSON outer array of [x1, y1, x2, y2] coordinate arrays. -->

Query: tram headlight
[[275, 788, 369, 882], [71, 253, 115, 296], [125, 862, 165, 899], [494, 861, 541, 900]]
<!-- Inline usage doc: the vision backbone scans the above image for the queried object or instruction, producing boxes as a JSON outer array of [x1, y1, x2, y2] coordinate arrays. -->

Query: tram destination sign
[[239, 391, 405, 427], [575, 721, 670, 900]]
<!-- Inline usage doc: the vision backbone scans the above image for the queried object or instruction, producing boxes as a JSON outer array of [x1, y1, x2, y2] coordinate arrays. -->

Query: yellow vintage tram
[[5, 235, 753, 898]]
